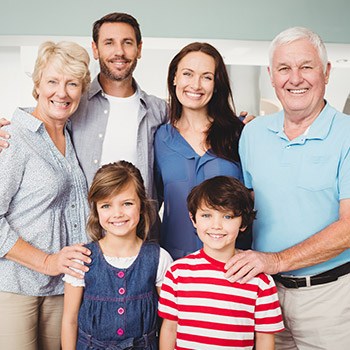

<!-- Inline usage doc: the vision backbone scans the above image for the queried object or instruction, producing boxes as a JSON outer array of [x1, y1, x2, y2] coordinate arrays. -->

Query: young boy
[[158, 176, 284, 350]]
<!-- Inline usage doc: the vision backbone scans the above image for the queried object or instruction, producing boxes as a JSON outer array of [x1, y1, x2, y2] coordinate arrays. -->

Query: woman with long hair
[[155, 42, 251, 260]]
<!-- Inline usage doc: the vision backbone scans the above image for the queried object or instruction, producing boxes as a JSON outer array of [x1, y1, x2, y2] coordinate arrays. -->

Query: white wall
[[1, 36, 350, 119]]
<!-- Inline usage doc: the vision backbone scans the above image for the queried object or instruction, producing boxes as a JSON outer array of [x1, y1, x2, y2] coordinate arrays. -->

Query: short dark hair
[[92, 12, 142, 45], [187, 176, 256, 229]]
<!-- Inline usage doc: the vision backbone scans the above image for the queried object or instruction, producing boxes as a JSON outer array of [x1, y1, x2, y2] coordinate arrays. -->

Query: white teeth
[[289, 89, 307, 94], [208, 233, 224, 239], [110, 221, 126, 227], [52, 101, 69, 107], [186, 92, 202, 98], [111, 60, 127, 66]]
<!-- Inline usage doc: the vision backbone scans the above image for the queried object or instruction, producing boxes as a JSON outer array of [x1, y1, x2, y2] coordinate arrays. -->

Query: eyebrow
[[180, 68, 214, 75], [276, 59, 314, 67], [102, 37, 135, 42]]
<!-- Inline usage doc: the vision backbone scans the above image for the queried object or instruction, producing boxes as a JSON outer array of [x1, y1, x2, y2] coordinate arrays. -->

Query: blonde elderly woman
[[0, 41, 91, 350]]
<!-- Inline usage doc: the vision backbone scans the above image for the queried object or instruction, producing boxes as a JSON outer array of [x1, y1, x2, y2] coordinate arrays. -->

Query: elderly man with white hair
[[226, 27, 350, 349]]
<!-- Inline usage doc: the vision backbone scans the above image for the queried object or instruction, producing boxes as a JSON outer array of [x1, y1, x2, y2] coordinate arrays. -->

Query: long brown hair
[[167, 42, 243, 163], [87, 161, 155, 241]]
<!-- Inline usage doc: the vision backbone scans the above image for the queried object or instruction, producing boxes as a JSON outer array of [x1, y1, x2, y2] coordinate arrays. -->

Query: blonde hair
[[87, 161, 156, 241], [32, 41, 91, 100]]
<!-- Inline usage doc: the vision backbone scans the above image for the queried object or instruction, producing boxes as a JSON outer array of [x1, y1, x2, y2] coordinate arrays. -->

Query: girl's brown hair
[[87, 161, 156, 241]]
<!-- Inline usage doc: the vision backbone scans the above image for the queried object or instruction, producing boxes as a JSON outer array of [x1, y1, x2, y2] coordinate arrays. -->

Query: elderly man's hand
[[0, 118, 11, 151], [224, 249, 281, 284]]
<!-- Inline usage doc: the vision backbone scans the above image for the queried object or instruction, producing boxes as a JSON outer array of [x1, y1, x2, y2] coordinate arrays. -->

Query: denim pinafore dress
[[77, 241, 160, 350]]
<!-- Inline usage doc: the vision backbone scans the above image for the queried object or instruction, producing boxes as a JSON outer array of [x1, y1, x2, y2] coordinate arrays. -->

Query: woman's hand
[[5, 238, 91, 278], [43, 244, 91, 278]]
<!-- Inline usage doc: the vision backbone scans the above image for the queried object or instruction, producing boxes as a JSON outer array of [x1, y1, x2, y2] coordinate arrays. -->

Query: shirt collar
[[163, 125, 217, 161], [13, 107, 44, 133], [267, 101, 336, 141], [88, 75, 146, 105]]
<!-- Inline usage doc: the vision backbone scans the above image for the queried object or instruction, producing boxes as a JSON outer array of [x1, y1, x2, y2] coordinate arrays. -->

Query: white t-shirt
[[100, 91, 140, 165], [63, 247, 173, 288]]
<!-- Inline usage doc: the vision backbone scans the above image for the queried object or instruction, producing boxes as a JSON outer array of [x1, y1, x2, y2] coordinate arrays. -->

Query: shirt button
[[118, 287, 125, 295], [117, 307, 125, 315], [117, 271, 125, 278], [73, 224, 77, 228], [116, 328, 124, 336], [104, 110, 108, 114], [71, 204, 75, 208], [93, 159, 99, 164], [98, 133, 103, 138]]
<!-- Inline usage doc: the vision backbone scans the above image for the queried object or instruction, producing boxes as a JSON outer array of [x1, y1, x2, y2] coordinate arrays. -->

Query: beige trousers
[[275, 273, 350, 350], [0, 292, 64, 350]]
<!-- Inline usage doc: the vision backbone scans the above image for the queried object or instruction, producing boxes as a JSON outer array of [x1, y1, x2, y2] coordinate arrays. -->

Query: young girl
[[61, 161, 173, 350]]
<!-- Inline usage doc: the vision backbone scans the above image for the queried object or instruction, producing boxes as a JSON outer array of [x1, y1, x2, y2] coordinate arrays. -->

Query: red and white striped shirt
[[158, 249, 284, 349]]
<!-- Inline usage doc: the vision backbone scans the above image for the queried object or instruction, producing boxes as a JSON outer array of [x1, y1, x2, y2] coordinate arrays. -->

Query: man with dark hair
[[70, 12, 168, 200]]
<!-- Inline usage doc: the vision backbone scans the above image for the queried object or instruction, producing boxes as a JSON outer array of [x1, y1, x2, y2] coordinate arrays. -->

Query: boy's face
[[190, 204, 245, 262]]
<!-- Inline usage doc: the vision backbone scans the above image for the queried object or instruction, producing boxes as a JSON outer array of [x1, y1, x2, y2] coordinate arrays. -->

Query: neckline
[[199, 249, 227, 271], [95, 240, 144, 271]]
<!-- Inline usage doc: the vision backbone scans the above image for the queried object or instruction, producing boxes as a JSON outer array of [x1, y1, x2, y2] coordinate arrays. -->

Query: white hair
[[268, 27, 328, 72]]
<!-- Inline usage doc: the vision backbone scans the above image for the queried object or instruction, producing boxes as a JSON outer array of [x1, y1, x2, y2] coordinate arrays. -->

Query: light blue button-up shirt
[[0, 108, 89, 296], [239, 103, 350, 276]]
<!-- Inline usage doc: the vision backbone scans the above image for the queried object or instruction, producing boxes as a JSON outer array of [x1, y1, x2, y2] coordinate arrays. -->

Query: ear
[[137, 41, 143, 59], [92, 41, 99, 60], [173, 76, 177, 86], [189, 212, 197, 228], [35, 84, 40, 98], [324, 61, 331, 85], [267, 66, 275, 88], [239, 225, 247, 232]]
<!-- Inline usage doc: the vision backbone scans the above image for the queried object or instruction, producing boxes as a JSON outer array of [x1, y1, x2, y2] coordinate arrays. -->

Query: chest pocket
[[297, 155, 337, 191]]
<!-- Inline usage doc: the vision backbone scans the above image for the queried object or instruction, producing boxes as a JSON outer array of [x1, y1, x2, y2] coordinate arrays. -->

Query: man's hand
[[224, 249, 281, 284], [239, 111, 255, 125], [0, 118, 11, 151]]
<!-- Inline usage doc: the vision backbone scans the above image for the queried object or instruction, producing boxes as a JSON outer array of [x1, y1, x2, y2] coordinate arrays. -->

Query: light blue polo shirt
[[239, 103, 350, 276]]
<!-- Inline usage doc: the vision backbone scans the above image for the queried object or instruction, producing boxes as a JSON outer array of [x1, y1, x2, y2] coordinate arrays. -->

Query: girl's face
[[96, 183, 141, 239], [173, 51, 215, 114]]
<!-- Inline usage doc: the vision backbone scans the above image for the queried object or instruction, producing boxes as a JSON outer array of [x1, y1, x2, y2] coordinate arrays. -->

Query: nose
[[289, 68, 304, 85], [56, 82, 67, 98], [113, 42, 125, 56], [211, 215, 223, 230], [111, 206, 124, 218], [190, 75, 201, 90]]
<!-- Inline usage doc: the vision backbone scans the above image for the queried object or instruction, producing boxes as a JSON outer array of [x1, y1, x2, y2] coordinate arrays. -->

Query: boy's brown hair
[[187, 176, 256, 229]]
